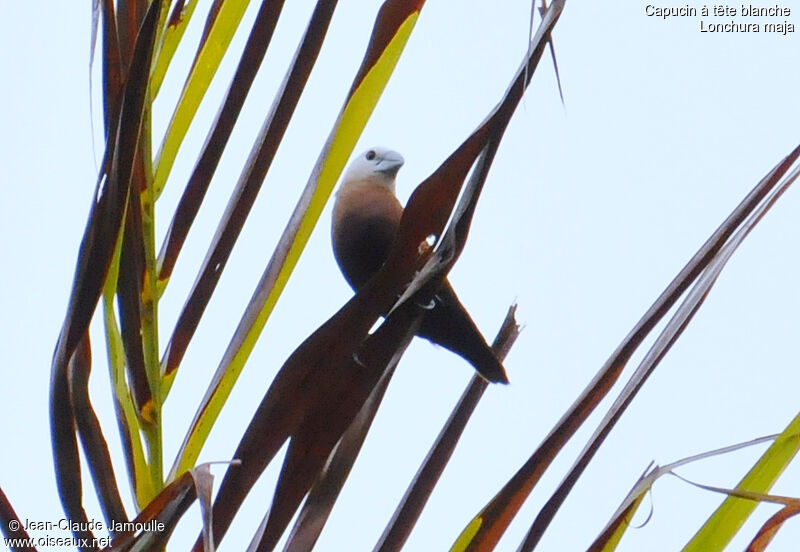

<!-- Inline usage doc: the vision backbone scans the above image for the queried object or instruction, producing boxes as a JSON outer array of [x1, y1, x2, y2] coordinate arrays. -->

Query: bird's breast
[[332, 211, 398, 290]]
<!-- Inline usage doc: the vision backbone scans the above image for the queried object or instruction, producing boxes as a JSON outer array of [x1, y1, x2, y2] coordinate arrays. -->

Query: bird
[[331, 147, 509, 384]]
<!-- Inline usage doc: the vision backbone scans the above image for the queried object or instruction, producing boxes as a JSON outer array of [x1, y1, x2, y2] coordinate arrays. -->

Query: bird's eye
[[365, 150, 376, 161]]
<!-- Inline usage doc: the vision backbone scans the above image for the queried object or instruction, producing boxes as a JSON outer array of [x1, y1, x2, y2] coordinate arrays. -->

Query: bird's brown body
[[332, 148, 508, 384]]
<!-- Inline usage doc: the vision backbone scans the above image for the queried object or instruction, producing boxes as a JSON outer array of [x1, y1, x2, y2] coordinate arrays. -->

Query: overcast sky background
[[2, 2, 799, 551]]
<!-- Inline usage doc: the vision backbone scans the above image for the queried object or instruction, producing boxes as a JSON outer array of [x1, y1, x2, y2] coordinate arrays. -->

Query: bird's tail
[[416, 284, 509, 384]]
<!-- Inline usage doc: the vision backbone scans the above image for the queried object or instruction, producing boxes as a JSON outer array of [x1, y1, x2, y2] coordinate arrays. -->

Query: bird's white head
[[341, 147, 405, 193]]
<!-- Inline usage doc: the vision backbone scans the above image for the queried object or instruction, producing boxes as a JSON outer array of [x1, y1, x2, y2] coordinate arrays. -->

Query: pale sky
[[1, 2, 799, 551]]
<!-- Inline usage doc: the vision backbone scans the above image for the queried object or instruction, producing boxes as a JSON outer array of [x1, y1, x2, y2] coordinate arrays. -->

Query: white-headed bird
[[331, 147, 509, 384]]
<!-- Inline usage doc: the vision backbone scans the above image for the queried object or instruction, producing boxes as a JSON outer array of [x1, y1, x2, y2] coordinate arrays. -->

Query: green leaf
[[152, 0, 254, 198], [684, 416, 800, 551], [150, 0, 201, 98]]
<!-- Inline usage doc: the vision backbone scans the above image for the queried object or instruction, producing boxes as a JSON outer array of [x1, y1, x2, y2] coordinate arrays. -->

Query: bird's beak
[[375, 151, 405, 177]]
